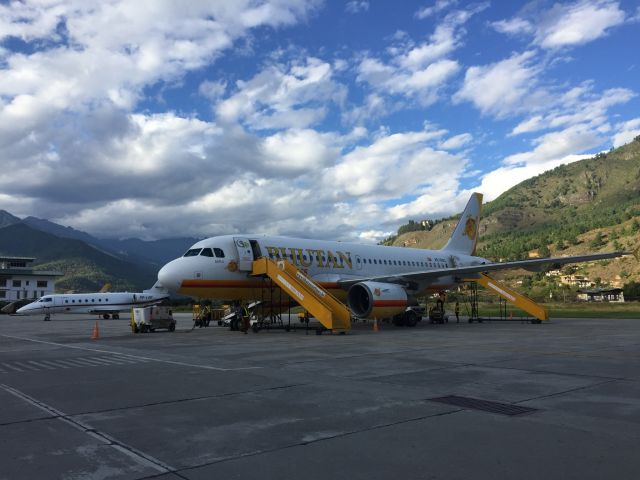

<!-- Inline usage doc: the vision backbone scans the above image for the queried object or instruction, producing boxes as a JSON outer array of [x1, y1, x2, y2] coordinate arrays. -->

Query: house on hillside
[[577, 288, 625, 303], [0, 257, 63, 301], [560, 275, 594, 288]]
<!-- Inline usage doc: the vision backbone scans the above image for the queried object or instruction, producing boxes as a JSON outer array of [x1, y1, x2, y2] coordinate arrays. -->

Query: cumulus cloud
[[504, 124, 603, 166], [536, 0, 626, 48], [354, 6, 487, 107], [491, 0, 627, 49], [454, 51, 542, 118], [217, 57, 345, 129], [511, 84, 635, 135], [439, 133, 472, 150], [324, 129, 463, 203], [612, 118, 640, 148], [415, 0, 459, 19], [0, 0, 638, 246], [346, 1, 370, 14]]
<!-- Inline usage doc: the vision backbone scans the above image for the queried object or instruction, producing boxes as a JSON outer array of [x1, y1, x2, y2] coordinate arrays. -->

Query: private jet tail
[[442, 192, 483, 255], [143, 282, 170, 296]]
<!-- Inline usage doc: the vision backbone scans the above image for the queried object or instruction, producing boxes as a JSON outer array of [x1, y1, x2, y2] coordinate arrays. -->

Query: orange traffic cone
[[373, 318, 379, 332], [91, 321, 100, 340]]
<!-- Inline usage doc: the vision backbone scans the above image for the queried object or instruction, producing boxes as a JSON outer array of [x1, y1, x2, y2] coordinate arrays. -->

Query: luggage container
[[132, 306, 176, 333]]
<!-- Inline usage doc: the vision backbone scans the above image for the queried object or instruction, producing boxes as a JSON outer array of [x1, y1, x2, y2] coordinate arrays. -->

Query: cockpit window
[[214, 248, 225, 258], [200, 248, 214, 257], [183, 248, 202, 257], [39, 297, 52, 303]]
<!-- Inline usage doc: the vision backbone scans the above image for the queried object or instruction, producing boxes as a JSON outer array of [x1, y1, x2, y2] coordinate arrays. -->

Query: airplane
[[16, 283, 170, 321], [156, 193, 631, 326]]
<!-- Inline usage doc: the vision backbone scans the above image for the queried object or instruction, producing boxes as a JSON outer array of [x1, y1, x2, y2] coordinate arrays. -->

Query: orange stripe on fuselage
[[372, 300, 407, 307]]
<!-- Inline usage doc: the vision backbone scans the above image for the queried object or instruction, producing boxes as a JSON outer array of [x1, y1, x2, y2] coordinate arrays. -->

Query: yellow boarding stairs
[[252, 257, 351, 332], [466, 273, 548, 322]]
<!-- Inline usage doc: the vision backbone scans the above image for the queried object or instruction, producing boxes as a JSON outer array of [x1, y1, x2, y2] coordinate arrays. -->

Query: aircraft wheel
[[44, 314, 51, 322], [404, 311, 418, 327], [113, 314, 120, 319], [252, 323, 260, 333], [168, 323, 175, 332], [103, 313, 110, 320]]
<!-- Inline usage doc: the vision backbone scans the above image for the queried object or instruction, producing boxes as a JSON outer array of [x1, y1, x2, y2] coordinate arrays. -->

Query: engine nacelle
[[347, 281, 408, 319]]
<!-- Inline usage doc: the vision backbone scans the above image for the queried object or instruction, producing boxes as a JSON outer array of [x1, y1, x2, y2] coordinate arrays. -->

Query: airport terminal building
[[0, 256, 63, 301]]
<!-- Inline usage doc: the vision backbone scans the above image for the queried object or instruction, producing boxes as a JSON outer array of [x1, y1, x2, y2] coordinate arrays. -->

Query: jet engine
[[347, 281, 408, 319]]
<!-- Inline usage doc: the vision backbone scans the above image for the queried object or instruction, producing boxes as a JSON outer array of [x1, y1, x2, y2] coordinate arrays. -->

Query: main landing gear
[[392, 309, 419, 327]]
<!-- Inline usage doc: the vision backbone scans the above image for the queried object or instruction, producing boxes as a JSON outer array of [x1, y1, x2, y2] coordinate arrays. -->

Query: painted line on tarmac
[[0, 334, 262, 372], [0, 383, 178, 476]]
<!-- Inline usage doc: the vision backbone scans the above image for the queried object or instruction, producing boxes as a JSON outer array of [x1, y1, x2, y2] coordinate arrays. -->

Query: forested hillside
[[386, 137, 640, 299]]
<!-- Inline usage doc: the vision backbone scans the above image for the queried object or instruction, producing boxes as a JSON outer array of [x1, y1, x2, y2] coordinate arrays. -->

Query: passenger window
[[183, 248, 202, 257], [373, 259, 377, 264], [213, 248, 225, 258], [200, 248, 214, 257]]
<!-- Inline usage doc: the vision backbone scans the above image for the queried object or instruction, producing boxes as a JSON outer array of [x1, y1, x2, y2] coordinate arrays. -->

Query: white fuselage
[[16, 291, 167, 316], [157, 234, 488, 301]]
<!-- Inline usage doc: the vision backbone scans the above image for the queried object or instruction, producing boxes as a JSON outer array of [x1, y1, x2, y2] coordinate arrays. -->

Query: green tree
[[590, 232, 604, 248], [538, 244, 551, 257], [623, 281, 640, 300]]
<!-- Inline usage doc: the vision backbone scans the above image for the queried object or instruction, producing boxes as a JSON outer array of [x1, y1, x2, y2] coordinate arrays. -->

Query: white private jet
[[157, 193, 628, 324], [16, 283, 169, 321]]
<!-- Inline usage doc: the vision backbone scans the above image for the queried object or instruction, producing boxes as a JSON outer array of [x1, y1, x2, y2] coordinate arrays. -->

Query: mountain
[[21, 216, 197, 266], [99, 237, 197, 266], [0, 223, 157, 292], [388, 137, 640, 293], [22, 216, 103, 246], [0, 210, 21, 229]]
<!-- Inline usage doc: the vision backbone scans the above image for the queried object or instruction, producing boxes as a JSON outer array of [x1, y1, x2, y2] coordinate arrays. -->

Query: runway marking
[[0, 334, 262, 372], [0, 356, 152, 374], [27, 361, 56, 370], [0, 383, 178, 476]]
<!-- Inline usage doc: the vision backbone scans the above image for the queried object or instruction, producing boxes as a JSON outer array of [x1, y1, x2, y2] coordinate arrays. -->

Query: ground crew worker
[[230, 301, 242, 331], [240, 302, 250, 334], [455, 301, 460, 323]]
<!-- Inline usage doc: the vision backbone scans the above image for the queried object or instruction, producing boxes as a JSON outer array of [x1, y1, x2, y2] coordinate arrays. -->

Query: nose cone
[[157, 259, 183, 294], [16, 303, 34, 315]]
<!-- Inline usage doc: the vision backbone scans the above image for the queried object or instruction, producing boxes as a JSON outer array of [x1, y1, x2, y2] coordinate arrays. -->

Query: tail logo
[[463, 215, 477, 240]]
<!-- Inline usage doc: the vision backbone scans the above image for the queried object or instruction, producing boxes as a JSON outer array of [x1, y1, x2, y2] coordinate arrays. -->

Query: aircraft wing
[[337, 251, 627, 288]]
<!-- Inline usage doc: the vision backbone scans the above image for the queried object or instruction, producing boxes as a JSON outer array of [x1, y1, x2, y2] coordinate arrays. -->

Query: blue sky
[[1, 0, 639, 242]]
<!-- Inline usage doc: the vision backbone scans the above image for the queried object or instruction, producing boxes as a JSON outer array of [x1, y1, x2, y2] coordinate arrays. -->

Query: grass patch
[[470, 302, 640, 319]]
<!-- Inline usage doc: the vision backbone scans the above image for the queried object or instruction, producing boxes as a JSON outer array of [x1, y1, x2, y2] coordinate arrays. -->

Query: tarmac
[[1, 312, 639, 480]]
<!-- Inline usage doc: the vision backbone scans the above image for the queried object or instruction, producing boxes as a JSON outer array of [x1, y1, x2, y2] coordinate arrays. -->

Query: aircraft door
[[355, 254, 363, 271], [233, 237, 255, 271]]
